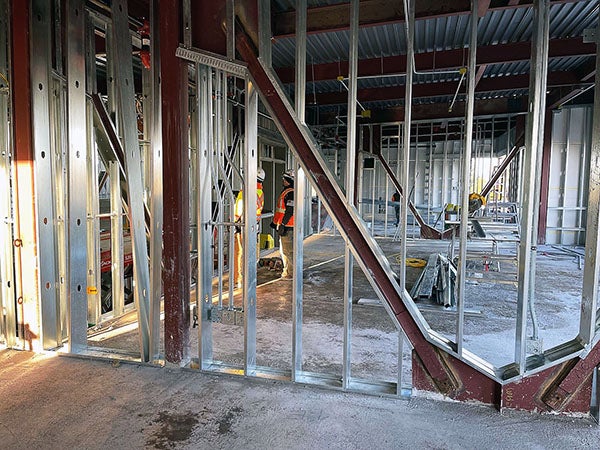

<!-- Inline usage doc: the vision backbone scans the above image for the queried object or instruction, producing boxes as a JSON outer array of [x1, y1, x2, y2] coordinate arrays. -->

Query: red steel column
[[537, 109, 553, 244], [160, 0, 190, 364], [10, 0, 41, 349]]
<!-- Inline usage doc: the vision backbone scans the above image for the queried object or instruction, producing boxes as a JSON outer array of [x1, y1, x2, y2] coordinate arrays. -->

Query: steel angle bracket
[[496, 338, 600, 414], [542, 342, 600, 413], [175, 45, 247, 77]]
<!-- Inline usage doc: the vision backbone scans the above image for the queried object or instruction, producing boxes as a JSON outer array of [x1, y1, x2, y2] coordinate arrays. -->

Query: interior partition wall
[[178, 44, 414, 395], [3, 0, 161, 359]]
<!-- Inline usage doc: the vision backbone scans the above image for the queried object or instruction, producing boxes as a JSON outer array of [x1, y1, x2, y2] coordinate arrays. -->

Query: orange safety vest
[[234, 183, 264, 222], [273, 187, 294, 227]]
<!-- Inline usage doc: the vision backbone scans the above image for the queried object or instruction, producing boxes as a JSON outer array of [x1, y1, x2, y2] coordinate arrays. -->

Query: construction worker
[[391, 191, 400, 226], [270, 169, 294, 280], [233, 167, 265, 289]]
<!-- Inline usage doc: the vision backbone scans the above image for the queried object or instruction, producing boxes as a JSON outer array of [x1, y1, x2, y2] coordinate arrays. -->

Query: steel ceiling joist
[[274, 37, 595, 84], [310, 70, 588, 106], [272, 0, 587, 37]]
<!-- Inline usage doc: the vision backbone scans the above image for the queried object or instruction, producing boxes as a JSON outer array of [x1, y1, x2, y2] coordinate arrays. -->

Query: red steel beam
[[541, 342, 600, 412], [312, 71, 584, 106], [547, 86, 592, 110], [547, 59, 596, 110], [480, 131, 526, 198], [275, 37, 594, 84], [477, 0, 491, 17], [191, 1, 227, 55], [160, 0, 190, 364], [367, 97, 528, 123], [190, 0, 259, 57], [273, 0, 585, 38], [478, 0, 492, 17], [474, 64, 488, 87], [274, 0, 412, 37], [236, 21, 498, 402], [579, 66, 596, 83], [373, 147, 452, 239]]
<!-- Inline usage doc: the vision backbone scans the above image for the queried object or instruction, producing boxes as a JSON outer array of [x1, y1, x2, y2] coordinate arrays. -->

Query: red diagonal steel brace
[[480, 131, 526, 198], [235, 21, 499, 402], [370, 141, 453, 239]]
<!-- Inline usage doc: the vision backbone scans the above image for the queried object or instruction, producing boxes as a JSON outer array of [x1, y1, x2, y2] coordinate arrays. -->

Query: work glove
[[269, 222, 277, 229], [277, 226, 288, 237]]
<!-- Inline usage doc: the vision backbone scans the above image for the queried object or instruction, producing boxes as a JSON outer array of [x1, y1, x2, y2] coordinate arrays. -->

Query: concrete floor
[[88, 231, 585, 383], [1, 349, 598, 449], [2, 228, 600, 448]]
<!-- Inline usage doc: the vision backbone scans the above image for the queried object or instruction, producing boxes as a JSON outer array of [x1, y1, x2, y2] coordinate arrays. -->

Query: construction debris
[[410, 253, 457, 307], [258, 257, 283, 271]]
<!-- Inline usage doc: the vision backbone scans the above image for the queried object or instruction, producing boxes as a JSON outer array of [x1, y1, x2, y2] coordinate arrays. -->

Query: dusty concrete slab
[[84, 232, 590, 394], [0, 349, 598, 449]]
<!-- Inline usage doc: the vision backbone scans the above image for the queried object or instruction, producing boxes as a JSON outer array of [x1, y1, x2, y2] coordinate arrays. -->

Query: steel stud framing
[[66, 0, 89, 350], [515, 0, 550, 370], [112, 0, 151, 361], [31, 0, 60, 350], [580, 6, 600, 345]]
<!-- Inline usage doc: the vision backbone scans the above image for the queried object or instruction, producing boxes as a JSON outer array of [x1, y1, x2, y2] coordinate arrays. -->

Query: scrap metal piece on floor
[[416, 254, 439, 299], [410, 253, 457, 307], [258, 257, 283, 271]]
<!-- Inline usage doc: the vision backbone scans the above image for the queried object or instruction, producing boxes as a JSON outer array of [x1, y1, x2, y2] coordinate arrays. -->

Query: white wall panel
[[546, 106, 591, 245]]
